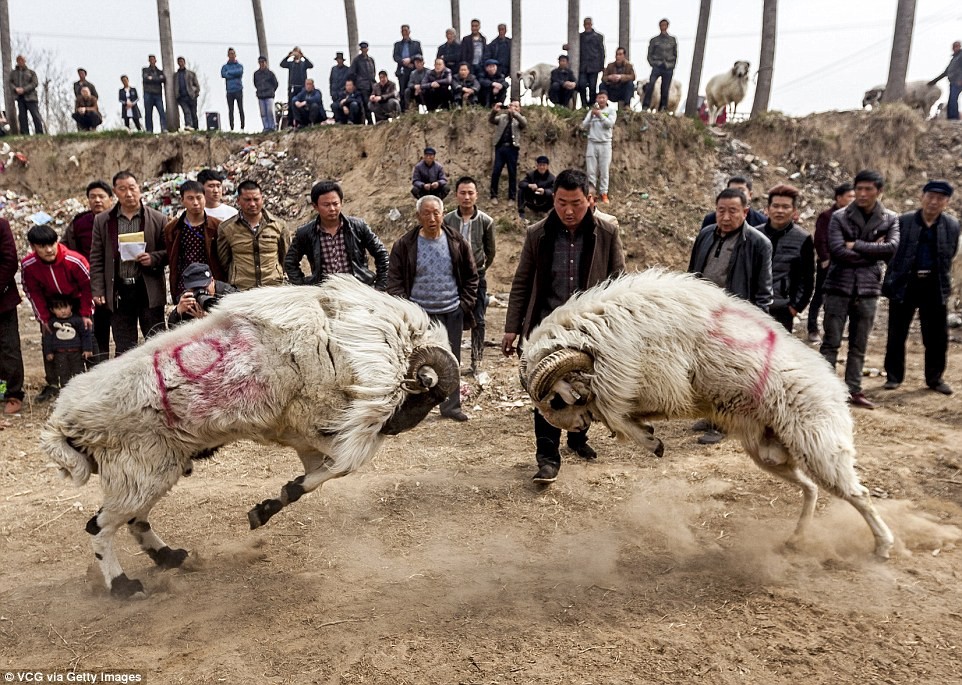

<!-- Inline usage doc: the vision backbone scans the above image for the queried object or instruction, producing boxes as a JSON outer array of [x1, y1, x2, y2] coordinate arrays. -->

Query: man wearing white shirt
[[197, 169, 238, 221]]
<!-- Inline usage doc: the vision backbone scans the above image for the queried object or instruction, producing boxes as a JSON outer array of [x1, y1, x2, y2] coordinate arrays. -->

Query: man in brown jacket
[[163, 179, 224, 301], [502, 168, 625, 483], [90, 170, 168, 356]]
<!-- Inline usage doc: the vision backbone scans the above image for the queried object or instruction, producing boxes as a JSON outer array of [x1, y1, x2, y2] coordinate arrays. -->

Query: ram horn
[[400, 345, 459, 395], [527, 349, 594, 402]]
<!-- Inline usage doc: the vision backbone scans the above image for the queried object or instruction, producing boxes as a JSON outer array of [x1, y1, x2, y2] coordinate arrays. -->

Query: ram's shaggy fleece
[[41, 276, 454, 596], [523, 270, 894, 558]]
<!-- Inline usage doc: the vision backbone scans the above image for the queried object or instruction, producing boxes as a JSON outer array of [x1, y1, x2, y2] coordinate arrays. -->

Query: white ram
[[517, 62, 553, 105], [862, 80, 942, 117], [521, 270, 894, 559], [42, 276, 459, 598], [635, 77, 683, 113], [705, 60, 751, 125]]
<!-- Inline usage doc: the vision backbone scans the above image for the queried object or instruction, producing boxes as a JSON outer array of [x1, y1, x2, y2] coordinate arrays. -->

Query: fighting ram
[[521, 270, 894, 559], [42, 276, 459, 597]]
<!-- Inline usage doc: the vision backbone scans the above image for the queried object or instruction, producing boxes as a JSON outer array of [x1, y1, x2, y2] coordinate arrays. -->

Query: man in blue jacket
[[882, 180, 959, 395], [221, 48, 245, 130]]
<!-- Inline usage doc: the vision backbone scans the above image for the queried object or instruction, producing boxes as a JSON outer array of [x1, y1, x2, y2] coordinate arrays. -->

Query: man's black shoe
[[570, 443, 597, 460], [35, 385, 59, 403], [928, 380, 953, 396], [441, 409, 469, 422], [532, 463, 559, 483], [882, 380, 900, 390]]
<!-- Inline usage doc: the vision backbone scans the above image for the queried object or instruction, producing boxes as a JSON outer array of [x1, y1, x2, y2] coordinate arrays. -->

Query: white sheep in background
[[42, 276, 459, 598], [705, 60, 751, 125], [635, 77, 683, 113], [521, 270, 894, 559], [517, 63, 553, 105], [862, 80, 942, 117]]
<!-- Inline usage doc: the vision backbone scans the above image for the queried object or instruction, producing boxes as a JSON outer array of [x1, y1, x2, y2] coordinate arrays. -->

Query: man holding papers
[[90, 170, 168, 356]]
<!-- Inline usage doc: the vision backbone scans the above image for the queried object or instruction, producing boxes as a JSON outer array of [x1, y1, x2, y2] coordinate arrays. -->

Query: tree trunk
[[156, 0, 179, 131], [618, 0, 630, 60], [882, 0, 917, 103], [344, 0, 359, 58], [566, 0, 580, 109], [750, 0, 777, 117], [0, 0, 16, 134], [685, 0, 712, 119], [510, 0, 522, 100], [252, 0, 269, 63], [450, 0, 460, 37]]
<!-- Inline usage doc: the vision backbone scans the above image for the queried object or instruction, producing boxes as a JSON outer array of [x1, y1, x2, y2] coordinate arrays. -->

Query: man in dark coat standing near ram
[[502, 169, 625, 484], [882, 180, 959, 396], [760, 184, 815, 333]]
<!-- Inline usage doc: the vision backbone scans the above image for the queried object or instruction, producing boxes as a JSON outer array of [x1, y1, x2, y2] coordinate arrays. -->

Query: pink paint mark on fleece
[[708, 305, 777, 403]]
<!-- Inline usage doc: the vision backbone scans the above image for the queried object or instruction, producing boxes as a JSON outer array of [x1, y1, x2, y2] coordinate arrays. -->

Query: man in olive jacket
[[503, 169, 625, 484], [285, 180, 389, 290], [10, 55, 44, 134], [641, 18, 677, 112]]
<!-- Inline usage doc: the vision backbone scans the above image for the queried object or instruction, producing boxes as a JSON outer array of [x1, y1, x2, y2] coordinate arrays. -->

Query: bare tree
[[566, 0, 580, 109], [252, 0, 269, 63], [156, 0, 180, 131], [0, 0, 17, 134], [11, 37, 70, 133], [685, 0, 712, 118], [618, 0, 630, 60], [510, 0, 522, 100], [344, 0, 359, 58], [450, 0, 460, 37], [750, 0, 777, 116], [882, 0, 917, 103]]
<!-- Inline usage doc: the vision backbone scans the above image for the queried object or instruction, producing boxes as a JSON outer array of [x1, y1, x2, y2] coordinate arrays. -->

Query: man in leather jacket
[[284, 180, 389, 290]]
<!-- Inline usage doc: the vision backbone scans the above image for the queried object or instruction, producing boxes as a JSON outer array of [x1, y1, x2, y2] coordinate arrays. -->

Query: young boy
[[21, 224, 93, 402], [43, 294, 92, 388]]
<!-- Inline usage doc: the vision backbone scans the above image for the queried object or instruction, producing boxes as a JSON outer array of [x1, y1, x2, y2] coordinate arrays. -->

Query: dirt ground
[[1, 296, 961, 684]]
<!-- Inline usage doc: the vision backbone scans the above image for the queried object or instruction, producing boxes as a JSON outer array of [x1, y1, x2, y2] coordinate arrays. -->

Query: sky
[[3, 0, 961, 130]]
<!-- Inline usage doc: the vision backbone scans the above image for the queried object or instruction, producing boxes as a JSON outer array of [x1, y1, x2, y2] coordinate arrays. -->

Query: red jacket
[[21, 243, 93, 324]]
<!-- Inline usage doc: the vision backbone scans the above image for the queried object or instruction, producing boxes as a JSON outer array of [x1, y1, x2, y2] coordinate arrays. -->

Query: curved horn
[[527, 349, 594, 402], [401, 345, 459, 396]]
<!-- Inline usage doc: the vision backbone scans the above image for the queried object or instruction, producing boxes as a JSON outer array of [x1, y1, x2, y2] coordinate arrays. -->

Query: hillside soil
[[2, 107, 962, 683]]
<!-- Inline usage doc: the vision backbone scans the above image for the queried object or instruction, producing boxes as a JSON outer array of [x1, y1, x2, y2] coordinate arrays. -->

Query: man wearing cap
[[485, 23, 511, 79], [175, 57, 201, 130], [393, 25, 422, 111], [405, 55, 429, 111], [882, 180, 959, 396], [329, 52, 350, 115], [489, 100, 526, 205], [518, 156, 555, 218], [221, 47, 245, 130], [292, 79, 327, 128], [349, 42, 377, 122], [412, 147, 449, 200], [460, 18, 487, 77], [253, 56, 279, 131], [280, 47, 313, 127], [642, 19, 677, 112], [478, 59, 507, 108], [168, 262, 237, 327], [370, 71, 401, 122], [549, 55, 578, 108]]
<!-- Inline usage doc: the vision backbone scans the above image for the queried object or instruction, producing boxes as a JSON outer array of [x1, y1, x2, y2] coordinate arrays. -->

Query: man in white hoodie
[[581, 91, 617, 203]]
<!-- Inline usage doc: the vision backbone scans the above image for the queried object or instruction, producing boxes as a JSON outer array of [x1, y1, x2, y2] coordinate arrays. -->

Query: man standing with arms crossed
[[503, 169, 624, 483]]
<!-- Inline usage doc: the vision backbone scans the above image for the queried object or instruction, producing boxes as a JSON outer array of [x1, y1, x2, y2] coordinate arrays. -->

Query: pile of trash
[[0, 190, 87, 253], [219, 139, 314, 220]]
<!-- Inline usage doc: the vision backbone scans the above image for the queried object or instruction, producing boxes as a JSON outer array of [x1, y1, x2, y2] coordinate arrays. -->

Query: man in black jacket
[[882, 180, 959, 395], [518, 156, 555, 218], [702, 176, 767, 228], [577, 17, 605, 107], [819, 169, 899, 410], [548, 55, 578, 108], [284, 181, 389, 290], [761, 184, 814, 332]]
